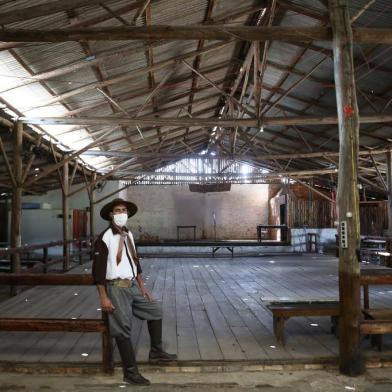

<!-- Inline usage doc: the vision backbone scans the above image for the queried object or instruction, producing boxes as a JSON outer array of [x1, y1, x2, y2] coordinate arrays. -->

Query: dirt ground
[[1, 367, 392, 392]]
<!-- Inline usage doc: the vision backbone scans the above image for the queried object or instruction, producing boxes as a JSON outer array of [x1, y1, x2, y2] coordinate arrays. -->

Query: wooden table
[[177, 225, 196, 241], [257, 224, 288, 242]]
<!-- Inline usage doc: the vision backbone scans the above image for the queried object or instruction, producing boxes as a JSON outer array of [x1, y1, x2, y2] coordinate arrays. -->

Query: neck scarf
[[111, 223, 139, 266]]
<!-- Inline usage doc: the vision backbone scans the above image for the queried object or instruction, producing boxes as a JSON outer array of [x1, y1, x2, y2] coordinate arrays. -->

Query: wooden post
[[89, 173, 96, 259], [62, 161, 70, 271], [386, 151, 392, 233], [78, 240, 83, 265], [330, 0, 363, 376], [10, 121, 23, 296], [43, 247, 48, 274], [386, 150, 392, 266]]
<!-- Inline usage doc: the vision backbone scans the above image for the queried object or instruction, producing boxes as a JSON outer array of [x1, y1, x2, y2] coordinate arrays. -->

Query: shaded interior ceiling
[[0, 0, 391, 197]]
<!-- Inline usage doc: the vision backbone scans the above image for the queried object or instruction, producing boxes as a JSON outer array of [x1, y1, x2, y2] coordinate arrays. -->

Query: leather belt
[[106, 278, 134, 288]]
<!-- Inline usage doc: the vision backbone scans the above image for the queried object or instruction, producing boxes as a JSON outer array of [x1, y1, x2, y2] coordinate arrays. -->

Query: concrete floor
[[1, 368, 392, 392]]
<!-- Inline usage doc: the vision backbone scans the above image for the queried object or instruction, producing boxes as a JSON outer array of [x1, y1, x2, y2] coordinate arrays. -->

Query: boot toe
[[149, 351, 177, 363], [124, 373, 151, 385]]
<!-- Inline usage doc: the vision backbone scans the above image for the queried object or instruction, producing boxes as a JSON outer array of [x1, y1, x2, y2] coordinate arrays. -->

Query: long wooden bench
[[0, 273, 113, 373], [361, 309, 392, 351], [266, 300, 340, 346], [0, 318, 106, 333]]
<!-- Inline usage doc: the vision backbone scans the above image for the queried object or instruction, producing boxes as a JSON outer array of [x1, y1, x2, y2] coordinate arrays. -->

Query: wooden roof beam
[[1, 26, 391, 44], [80, 146, 392, 161], [18, 113, 392, 127], [100, 167, 337, 178]]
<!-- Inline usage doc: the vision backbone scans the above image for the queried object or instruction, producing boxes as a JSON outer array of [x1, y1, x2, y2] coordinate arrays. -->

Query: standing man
[[92, 198, 176, 385]]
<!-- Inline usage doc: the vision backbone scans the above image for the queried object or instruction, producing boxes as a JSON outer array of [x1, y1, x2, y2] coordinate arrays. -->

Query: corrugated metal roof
[[0, 0, 391, 192]]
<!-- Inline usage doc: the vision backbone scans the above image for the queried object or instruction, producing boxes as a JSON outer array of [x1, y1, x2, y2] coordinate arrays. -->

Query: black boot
[[147, 319, 177, 363], [115, 336, 150, 385]]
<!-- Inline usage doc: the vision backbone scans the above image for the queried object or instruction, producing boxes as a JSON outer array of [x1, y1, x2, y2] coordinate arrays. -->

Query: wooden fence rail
[[359, 269, 392, 340], [0, 273, 113, 374], [0, 237, 94, 273]]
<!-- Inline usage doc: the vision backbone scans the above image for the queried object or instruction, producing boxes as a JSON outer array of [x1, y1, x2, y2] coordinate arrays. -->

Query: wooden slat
[[360, 320, 392, 335], [0, 318, 105, 332], [0, 273, 94, 286], [360, 269, 392, 285]]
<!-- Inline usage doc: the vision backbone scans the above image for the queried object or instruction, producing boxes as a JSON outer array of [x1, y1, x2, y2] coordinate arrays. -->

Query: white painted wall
[[290, 228, 338, 253], [8, 181, 121, 246], [6, 182, 269, 247], [123, 184, 269, 241]]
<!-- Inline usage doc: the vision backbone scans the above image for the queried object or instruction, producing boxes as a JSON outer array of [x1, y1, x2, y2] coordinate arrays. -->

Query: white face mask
[[113, 213, 128, 227]]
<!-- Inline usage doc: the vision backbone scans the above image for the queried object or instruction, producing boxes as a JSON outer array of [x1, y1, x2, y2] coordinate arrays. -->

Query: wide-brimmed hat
[[100, 198, 138, 221]]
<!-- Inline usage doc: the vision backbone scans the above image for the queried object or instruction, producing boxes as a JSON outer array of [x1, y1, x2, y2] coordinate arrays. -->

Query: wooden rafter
[[79, 147, 392, 161], [18, 113, 392, 127], [1, 26, 392, 44]]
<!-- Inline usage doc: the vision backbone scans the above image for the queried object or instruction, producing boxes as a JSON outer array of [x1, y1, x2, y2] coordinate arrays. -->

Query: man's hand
[[101, 296, 115, 312], [136, 274, 154, 302], [139, 286, 154, 302]]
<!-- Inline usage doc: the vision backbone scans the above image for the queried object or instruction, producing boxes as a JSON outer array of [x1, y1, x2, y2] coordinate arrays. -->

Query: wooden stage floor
[[1, 254, 392, 365]]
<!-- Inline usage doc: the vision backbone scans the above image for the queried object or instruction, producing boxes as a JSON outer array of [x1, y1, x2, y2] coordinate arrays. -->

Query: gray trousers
[[106, 284, 162, 339]]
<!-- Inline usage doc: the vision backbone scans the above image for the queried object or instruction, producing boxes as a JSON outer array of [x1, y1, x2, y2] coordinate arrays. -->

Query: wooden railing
[[360, 268, 392, 337], [0, 237, 94, 273], [0, 273, 113, 373]]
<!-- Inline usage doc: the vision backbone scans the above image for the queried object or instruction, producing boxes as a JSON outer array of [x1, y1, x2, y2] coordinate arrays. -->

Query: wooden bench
[[266, 300, 340, 346], [361, 309, 392, 351], [0, 273, 113, 373]]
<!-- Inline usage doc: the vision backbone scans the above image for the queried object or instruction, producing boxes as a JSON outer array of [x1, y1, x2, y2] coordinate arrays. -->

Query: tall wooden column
[[330, 0, 363, 376], [89, 172, 96, 259], [386, 151, 392, 266], [386, 151, 392, 233], [10, 121, 23, 295], [62, 161, 70, 271]]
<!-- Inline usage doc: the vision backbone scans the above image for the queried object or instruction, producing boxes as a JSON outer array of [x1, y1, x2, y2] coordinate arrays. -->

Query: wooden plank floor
[[1, 254, 392, 364]]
